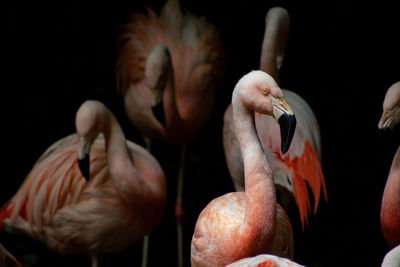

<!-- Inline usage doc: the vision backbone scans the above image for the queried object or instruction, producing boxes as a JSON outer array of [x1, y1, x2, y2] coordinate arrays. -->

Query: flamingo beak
[[378, 110, 394, 129], [272, 96, 296, 154], [152, 99, 166, 126], [149, 73, 166, 126], [78, 136, 90, 181], [146, 44, 170, 127]]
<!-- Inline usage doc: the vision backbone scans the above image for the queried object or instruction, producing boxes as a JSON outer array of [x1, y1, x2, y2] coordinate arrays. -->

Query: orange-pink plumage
[[378, 82, 400, 249], [191, 70, 296, 267], [115, 0, 224, 146], [115, 1, 224, 265], [0, 100, 167, 259]]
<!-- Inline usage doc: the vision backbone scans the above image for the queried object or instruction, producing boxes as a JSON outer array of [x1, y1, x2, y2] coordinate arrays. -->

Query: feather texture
[[115, 0, 224, 144], [1, 101, 167, 256]]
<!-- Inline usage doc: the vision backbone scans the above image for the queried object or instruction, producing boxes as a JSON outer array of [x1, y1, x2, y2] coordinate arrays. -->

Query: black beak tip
[[78, 156, 90, 181], [377, 126, 392, 134], [278, 114, 296, 155], [152, 101, 166, 126]]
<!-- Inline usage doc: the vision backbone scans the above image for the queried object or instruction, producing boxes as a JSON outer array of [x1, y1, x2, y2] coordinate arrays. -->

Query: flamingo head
[[75, 100, 107, 180], [378, 81, 400, 130], [145, 43, 173, 126], [234, 70, 296, 154]]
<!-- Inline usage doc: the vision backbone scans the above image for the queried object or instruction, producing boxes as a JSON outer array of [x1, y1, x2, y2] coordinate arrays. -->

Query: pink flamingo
[[0, 243, 21, 267], [223, 7, 327, 229], [0, 100, 167, 266], [226, 254, 305, 267], [378, 82, 400, 264], [115, 0, 224, 265], [191, 70, 296, 267]]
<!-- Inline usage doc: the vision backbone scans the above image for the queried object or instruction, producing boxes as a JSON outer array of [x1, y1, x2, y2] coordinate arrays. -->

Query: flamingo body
[[191, 193, 293, 266], [0, 101, 167, 255]]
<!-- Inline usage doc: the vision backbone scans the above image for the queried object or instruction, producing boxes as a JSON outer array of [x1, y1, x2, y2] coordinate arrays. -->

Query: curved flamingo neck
[[381, 146, 400, 247], [147, 44, 185, 145], [260, 7, 290, 84], [93, 105, 158, 207], [232, 84, 277, 247], [162, 64, 185, 140]]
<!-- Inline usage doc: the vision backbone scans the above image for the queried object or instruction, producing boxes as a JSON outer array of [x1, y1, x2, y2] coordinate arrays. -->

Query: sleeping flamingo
[[115, 0, 224, 265], [378, 82, 400, 256], [191, 70, 296, 267], [223, 7, 327, 229], [0, 100, 167, 266], [226, 254, 305, 267]]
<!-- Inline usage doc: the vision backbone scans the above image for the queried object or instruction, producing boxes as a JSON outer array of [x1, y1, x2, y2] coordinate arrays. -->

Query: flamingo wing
[[255, 89, 327, 229], [0, 134, 107, 233]]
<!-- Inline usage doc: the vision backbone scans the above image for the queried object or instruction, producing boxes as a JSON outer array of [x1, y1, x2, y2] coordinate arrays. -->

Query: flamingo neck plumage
[[260, 7, 290, 83], [88, 102, 161, 208], [146, 42, 184, 145], [162, 61, 186, 144], [381, 146, 400, 248], [232, 82, 277, 248]]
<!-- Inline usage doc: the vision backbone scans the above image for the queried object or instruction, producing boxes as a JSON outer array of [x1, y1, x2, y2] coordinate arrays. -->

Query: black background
[[2, 0, 400, 266]]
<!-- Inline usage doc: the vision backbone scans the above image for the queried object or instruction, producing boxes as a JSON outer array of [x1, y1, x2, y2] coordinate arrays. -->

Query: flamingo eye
[[264, 89, 270, 96]]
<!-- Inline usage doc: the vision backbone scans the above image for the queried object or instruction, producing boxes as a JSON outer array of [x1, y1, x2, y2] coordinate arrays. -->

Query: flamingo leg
[[141, 235, 150, 267], [91, 255, 101, 267], [140, 138, 152, 267], [176, 145, 187, 267]]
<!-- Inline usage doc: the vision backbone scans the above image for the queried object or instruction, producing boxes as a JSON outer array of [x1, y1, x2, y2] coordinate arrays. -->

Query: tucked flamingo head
[[75, 100, 108, 179], [378, 81, 400, 129], [233, 70, 296, 153], [145, 43, 173, 125]]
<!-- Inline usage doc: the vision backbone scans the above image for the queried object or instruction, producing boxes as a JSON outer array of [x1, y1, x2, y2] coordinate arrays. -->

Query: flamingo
[[378, 82, 400, 252], [226, 254, 305, 267], [0, 243, 21, 267], [191, 70, 296, 267], [0, 100, 167, 266], [223, 7, 327, 229], [115, 0, 224, 265]]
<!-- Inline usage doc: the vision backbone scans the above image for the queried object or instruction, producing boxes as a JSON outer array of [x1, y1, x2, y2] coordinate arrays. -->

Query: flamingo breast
[[191, 193, 293, 267]]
